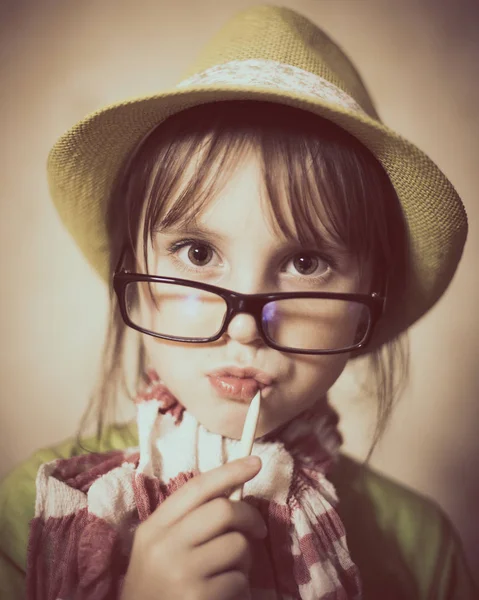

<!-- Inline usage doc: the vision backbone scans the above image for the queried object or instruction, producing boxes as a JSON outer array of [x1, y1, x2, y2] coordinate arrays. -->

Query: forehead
[[190, 154, 276, 234]]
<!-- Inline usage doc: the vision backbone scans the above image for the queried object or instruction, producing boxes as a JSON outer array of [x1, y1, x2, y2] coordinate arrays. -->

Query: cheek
[[288, 353, 350, 405], [142, 337, 198, 392], [264, 353, 349, 434]]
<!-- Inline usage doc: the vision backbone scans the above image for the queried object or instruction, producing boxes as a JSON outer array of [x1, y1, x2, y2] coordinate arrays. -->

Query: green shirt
[[0, 422, 477, 599]]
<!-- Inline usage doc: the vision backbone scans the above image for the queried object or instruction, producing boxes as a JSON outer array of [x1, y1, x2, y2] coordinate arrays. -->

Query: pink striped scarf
[[26, 370, 362, 599]]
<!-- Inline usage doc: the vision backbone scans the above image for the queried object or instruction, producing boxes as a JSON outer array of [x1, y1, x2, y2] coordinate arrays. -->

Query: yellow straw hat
[[47, 5, 467, 352]]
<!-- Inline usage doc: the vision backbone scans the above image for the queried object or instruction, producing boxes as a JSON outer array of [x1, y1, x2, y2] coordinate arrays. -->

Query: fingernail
[[244, 456, 261, 468]]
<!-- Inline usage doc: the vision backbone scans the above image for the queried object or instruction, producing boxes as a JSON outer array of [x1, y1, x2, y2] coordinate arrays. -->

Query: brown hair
[[76, 100, 410, 460]]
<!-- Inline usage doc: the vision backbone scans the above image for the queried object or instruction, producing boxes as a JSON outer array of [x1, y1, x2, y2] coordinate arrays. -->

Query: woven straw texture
[[47, 5, 467, 353]]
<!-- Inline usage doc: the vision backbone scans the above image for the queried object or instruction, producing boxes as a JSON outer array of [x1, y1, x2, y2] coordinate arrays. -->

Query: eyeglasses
[[113, 251, 385, 355]]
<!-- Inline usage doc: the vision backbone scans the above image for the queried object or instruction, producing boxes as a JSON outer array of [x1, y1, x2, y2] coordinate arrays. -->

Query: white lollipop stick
[[229, 390, 262, 501]]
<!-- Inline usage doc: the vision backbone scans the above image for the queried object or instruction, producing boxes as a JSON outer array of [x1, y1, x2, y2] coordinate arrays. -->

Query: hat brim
[[47, 84, 468, 353]]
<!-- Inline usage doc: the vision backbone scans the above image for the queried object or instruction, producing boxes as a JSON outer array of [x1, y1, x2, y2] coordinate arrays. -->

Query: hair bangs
[[258, 120, 397, 292], [134, 126, 252, 275], [123, 101, 405, 295]]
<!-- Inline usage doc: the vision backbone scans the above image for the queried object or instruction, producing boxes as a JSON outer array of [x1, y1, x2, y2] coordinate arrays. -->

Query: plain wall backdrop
[[1, 0, 478, 582]]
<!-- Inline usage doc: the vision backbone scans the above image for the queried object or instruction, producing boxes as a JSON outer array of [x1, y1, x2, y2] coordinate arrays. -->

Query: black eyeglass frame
[[113, 248, 386, 355]]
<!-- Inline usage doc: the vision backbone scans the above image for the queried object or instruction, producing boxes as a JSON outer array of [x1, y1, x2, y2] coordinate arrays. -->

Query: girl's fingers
[[191, 531, 252, 577], [151, 456, 262, 530], [203, 570, 251, 600], [177, 497, 267, 547]]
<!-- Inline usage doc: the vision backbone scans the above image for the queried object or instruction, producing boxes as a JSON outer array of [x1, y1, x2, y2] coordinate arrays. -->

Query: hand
[[120, 456, 265, 600]]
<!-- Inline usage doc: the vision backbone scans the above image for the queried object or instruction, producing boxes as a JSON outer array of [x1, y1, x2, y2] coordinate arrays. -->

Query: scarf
[[26, 369, 362, 599]]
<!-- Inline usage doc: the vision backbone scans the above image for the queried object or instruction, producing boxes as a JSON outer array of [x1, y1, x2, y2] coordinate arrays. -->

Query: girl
[[1, 5, 477, 599]]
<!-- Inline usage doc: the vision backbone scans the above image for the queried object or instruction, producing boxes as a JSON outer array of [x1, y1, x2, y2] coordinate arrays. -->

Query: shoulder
[[0, 421, 138, 598], [329, 453, 478, 599]]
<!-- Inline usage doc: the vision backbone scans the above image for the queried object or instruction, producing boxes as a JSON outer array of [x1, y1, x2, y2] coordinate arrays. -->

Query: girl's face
[[138, 153, 371, 439]]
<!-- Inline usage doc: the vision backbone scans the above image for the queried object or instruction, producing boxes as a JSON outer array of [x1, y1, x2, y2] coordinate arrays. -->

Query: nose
[[226, 313, 263, 345]]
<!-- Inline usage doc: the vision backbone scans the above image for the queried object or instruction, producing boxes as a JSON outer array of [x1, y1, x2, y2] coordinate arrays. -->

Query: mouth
[[207, 367, 274, 403]]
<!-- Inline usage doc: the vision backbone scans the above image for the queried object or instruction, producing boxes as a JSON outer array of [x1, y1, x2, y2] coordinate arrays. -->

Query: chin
[[203, 418, 244, 440]]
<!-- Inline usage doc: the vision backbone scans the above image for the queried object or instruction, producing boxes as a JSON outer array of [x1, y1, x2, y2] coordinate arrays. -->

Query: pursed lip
[[207, 366, 274, 387]]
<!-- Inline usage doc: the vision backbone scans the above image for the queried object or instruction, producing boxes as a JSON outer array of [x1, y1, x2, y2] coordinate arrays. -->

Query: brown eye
[[187, 243, 213, 266], [292, 254, 320, 275]]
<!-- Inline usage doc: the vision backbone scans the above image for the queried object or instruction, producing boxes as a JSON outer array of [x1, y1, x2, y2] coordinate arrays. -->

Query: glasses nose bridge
[[227, 293, 264, 330]]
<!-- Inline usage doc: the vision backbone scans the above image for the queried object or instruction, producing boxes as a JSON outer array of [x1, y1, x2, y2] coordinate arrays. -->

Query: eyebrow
[[157, 224, 229, 243], [156, 223, 350, 260]]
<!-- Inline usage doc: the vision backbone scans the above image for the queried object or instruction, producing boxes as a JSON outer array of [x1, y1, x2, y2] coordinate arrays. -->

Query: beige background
[[1, 0, 478, 582]]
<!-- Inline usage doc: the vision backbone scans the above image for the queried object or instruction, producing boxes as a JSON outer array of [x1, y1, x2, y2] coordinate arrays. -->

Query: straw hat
[[47, 5, 467, 352]]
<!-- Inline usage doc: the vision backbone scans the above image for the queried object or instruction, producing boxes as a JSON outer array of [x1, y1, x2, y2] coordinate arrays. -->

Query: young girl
[[1, 5, 477, 600]]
